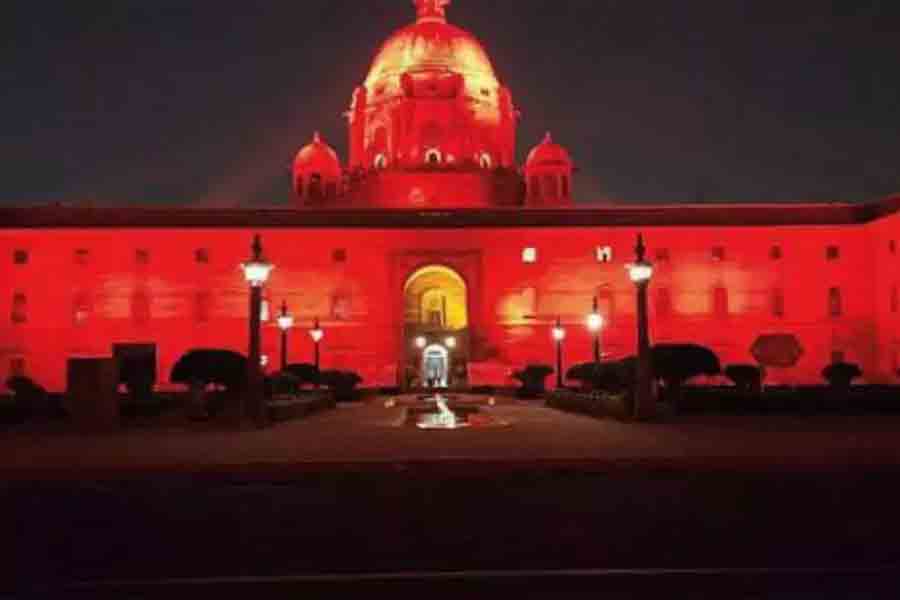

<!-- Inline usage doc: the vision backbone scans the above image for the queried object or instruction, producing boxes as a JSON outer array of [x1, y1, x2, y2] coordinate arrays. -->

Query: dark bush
[[725, 364, 765, 393], [566, 361, 634, 392], [319, 370, 363, 402], [5, 376, 49, 421], [265, 372, 301, 399], [171, 349, 248, 417], [822, 362, 863, 388], [652, 344, 721, 411], [511, 364, 554, 398], [171, 350, 248, 390], [284, 363, 320, 387]]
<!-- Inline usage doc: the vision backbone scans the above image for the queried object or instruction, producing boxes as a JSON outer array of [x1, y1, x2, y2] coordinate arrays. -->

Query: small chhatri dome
[[526, 132, 573, 167], [293, 132, 341, 178]]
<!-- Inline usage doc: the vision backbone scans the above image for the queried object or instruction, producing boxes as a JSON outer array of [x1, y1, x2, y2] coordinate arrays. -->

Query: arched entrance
[[403, 265, 469, 389]]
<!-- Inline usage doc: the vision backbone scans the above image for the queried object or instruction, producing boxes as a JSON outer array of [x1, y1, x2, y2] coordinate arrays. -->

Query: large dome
[[364, 1, 498, 91]]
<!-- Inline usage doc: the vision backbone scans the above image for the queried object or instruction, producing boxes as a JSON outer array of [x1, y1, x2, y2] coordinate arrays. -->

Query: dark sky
[[2, 0, 898, 207]]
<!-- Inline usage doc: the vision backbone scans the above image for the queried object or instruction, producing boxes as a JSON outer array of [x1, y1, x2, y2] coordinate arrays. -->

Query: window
[[890, 240, 897, 255], [712, 247, 725, 262], [655, 248, 670, 263], [13, 250, 28, 265], [596, 246, 614, 263], [425, 148, 442, 165], [772, 289, 785, 318], [828, 287, 842, 318], [333, 249, 348, 263], [561, 176, 570, 198], [655, 288, 672, 318], [826, 246, 841, 261], [480, 88, 491, 97], [374, 154, 388, 169], [529, 176, 540, 199], [479, 153, 492, 169], [9, 357, 25, 378], [136, 249, 150, 266], [195, 292, 211, 323], [74, 249, 90, 265], [713, 286, 729, 317], [522, 247, 538, 264], [73, 292, 91, 326], [131, 290, 151, 324], [11, 293, 26, 324], [770, 245, 782, 260], [542, 175, 558, 200], [195, 249, 209, 264]]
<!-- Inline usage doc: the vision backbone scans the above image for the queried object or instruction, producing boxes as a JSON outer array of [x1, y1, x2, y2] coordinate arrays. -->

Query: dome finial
[[313, 131, 322, 143], [415, 0, 450, 23], [543, 131, 553, 144]]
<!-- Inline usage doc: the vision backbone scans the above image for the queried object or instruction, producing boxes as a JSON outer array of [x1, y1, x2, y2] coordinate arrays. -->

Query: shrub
[[319, 370, 363, 402], [284, 363, 320, 387], [725, 364, 765, 393], [5, 376, 48, 421], [566, 361, 634, 392], [265, 372, 301, 399], [171, 349, 248, 417], [822, 362, 862, 388], [511, 364, 554, 398], [171, 349, 248, 390]]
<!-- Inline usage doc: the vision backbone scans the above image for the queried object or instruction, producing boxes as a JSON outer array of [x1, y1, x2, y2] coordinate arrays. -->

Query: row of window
[[10, 286, 874, 325], [519, 244, 871, 264], [12, 248, 212, 266], [9, 247, 355, 266]]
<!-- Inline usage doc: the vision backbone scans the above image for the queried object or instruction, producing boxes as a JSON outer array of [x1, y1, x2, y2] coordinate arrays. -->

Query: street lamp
[[309, 317, 325, 376], [276, 301, 294, 372], [415, 336, 428, 350], [241, 234, 273, 426], [627, 233, 655, 421], [552, 317, 566, 389], [586, 296, 605, 363]]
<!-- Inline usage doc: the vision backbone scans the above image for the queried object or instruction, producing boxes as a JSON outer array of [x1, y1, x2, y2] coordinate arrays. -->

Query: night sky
[[2, 0, 898, 207]]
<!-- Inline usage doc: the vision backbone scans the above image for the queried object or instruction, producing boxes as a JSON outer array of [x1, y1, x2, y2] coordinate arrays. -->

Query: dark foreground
[[5, 463, 900, 598]]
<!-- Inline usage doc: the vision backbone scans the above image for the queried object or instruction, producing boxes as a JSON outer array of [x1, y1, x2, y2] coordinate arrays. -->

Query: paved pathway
[[1, 396, 899, 478]]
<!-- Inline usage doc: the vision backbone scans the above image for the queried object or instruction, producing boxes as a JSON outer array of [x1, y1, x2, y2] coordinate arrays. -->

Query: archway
[[403, 265, 469, 388]]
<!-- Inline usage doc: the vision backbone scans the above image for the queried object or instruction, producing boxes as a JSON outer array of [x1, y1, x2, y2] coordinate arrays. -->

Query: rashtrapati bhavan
[[3, 0, 900, 392]]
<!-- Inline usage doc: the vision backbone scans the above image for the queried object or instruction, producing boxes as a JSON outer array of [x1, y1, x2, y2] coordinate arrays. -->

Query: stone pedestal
[[66, 358, 120, 431]]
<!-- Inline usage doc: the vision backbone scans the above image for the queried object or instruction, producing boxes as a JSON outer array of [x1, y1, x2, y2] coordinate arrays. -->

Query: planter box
[[66, 358, 120, 431]]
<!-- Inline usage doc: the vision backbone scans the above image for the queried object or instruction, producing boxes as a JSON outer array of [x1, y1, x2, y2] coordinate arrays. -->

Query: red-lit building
[[2, 0, 900, 391]]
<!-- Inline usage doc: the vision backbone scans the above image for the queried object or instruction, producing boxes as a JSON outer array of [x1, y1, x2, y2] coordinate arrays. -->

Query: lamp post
[[445, 336, 457, 388], [309, 318, 324, 382], [276, 301, 294, 372], [241, 234, 274, 426], [628, 233, 655, 421], [587, 296, 605, 363], [552, 317, 566, 389]]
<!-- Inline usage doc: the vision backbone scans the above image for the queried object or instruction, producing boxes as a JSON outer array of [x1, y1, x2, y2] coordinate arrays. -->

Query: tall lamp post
[[241, 234, 274, 426], [587, 297, 605, 363], [309, 318, 325, 381], [276, 301, 294, 372], [552, 317, 566, 389], [628, 234, 655, 421]]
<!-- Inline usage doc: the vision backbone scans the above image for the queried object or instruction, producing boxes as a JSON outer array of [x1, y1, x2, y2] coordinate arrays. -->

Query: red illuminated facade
[[2, 0, 900, 391]]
